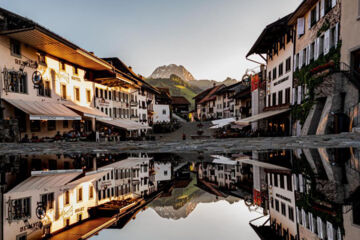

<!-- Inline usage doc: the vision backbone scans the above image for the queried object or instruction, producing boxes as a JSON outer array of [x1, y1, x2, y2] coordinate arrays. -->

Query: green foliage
[[292, 43, 341, 122], [317, 19, 330, 37]]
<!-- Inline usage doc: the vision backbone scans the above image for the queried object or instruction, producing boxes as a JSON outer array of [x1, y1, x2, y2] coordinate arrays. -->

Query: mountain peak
[[149, 64, 196, 81]]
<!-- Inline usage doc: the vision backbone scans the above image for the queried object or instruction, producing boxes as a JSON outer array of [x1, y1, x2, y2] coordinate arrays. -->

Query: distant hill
[[146, 74, 201, 108], [189, 77, 238, 90], [149, 64, 196, 82]]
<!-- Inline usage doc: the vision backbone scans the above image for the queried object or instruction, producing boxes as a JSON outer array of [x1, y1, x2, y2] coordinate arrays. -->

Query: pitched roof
[[246, 13, 293, 57], [171, 96, 191, 105], [288, 0, 319, 25], [198, 84, 225, 104]]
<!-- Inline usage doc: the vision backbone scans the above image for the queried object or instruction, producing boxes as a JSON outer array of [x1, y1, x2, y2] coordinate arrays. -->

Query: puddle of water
[[1, 148, 359, 240]]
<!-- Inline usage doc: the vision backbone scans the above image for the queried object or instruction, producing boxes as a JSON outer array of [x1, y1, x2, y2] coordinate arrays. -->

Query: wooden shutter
[[297, 17, 305, 36], [335, 22, 339, 47], [320, 0, 325, 17], [315, 38, 320, 60], [296, 207, 300, 223], [332, 0, 337, 8], [316, 2, 320, 21], [324, 29, 330, 55]]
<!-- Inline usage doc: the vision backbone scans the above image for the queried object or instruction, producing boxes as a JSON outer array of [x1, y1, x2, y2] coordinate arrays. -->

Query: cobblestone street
[[0, 133, 359, 155]]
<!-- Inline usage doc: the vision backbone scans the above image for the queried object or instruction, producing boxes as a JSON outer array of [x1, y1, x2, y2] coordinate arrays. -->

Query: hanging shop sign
[[32, 71, 43, 88], [251, 74, 260, 92], [15, 59, 38, 69]]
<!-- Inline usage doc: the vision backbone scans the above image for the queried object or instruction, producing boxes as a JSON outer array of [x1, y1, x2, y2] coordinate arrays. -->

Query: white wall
[[153, 104, 170, 123]]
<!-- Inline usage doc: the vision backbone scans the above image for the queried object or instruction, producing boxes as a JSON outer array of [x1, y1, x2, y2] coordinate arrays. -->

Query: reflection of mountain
[[149, 173, 239, 220]]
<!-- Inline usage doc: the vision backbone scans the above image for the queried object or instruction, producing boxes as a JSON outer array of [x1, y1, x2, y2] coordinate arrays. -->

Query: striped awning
[[3, 98, 81, 120]]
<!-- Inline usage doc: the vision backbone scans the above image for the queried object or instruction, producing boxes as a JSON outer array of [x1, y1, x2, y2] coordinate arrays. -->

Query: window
[[60, 62, 66, 71], [41, 193, 54, 210], [38, 81, 51, 97], [86, 89, 91, 102], [113, 107, 117, 118], [77, 188, 83, 202], [73, 66, 78, 75], [280, 174, 285, 188], [95, 88, 99, 98], [61, 84, 67, 99], [104, 90, 108, 99], [285, 88, 291, 104], [100, 89, 103, 98], [269, 173, 273, 186], [7, 71, 27, 94], [272, 68, 277, 80], [89, 186, 94, 199], [275, 199, 279, 211], [37, 52, 46, 65], [274, 174, 278, 187], [109, 91, 112, 100], [30, 120, 40, 132], [278, 91, 283, 105], [287, 174, 293, 191], [310, 42, 315, 62], [281, 202, 286, 216], [65, 190, 70, 205], [311, 7, 317, 27], [319, 35, 325, 56], [295, 53, 299, 70], [105, 108, 108, 115], [330, 27, 336, 49], [162, 109, 166, 115], [325, 0, 332, 14], [278, 63, 284, 77], [272, 93, 276, 106], [47, 120, 56, 131], [10, 39, 21, 57], [271, 197, 274, 208], [303, 48, 307, 66], [268, 71, 272, 81], [74, 87, 80, 101], [268, 95, 271, 107], [63, 120, 69, 128], [8, 197, 31, 220], [288, 206, 294, 221], [285, 57, 291, 72]]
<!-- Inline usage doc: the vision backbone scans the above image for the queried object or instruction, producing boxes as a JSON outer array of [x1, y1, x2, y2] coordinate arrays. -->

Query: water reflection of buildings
[[250, 148, 360, 240], [1, 155, 166, 240]]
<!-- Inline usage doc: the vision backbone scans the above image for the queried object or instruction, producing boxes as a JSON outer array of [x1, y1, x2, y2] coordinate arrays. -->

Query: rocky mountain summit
[[149, 64, 196, 81]]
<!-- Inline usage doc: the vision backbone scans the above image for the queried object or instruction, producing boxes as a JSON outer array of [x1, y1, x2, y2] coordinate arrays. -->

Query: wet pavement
[[0, 133, 359, 155]]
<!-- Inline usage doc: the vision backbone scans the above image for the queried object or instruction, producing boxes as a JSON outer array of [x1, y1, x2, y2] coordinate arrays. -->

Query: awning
[[3, 98, 81, 120], [210, 118, 235, 129], [65, 104, 111, 120], [97, 119, 151, 131], [235, 109, 290, 126]]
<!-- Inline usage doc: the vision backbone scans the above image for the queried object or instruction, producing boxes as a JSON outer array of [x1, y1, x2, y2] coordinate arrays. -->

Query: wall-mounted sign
[[56, 71, 70, 83], [32, 71, 43, 88], [98, 98, 110, 107], [15, 59, 38, 69], [99, 181, 112, 190], [19, 221, 42, 232]]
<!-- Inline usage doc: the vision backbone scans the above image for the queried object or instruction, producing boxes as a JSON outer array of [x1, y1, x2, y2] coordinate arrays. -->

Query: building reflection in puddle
[[0, 148, 359, 240]]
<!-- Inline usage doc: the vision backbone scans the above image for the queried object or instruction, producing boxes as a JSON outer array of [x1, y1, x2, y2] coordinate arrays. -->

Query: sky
[[0, 0, 302, 81]]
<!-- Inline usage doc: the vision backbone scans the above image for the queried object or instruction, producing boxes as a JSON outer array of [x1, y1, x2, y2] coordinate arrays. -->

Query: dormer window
[[60, 62, 66, 71]]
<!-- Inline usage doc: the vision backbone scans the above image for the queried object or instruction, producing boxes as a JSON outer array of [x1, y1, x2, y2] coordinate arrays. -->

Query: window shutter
[[297, 17, 305, 36], [327, 221, 334, 240], [335, 22, 339, 47], [314, 38, 320, 60], [306, 45, 311, 65], [332, 0, 337, 8], [299, 50, 304, 69], [309, 213, 313, 232], [324, 29, 330, 55], [308, 12, 311, 29], [318, 217, 323, 238], [337, 228, 342, 240], [320, 0, 325, 17], [296, 207, 300, 223], [299, 174, 304, 192], [302, 209, 306, 226], [316, 2, 320, 21]]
